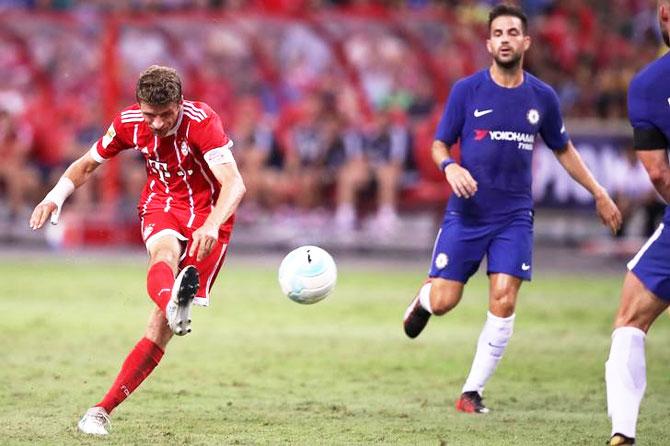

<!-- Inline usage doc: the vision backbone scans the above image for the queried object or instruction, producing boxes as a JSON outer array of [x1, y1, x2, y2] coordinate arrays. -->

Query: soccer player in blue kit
[[403, 4, 622, 414], [605, 2, 670, 445]]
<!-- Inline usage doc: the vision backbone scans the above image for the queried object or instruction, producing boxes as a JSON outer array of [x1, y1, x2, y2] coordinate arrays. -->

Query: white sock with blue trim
[[418, 282, 433, 314], [462, 311, 515, 394]]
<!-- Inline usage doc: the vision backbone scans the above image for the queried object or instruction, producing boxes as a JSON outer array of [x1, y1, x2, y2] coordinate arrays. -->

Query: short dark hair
[[136, 65, 182, 105], [488, 3, 528, 35]]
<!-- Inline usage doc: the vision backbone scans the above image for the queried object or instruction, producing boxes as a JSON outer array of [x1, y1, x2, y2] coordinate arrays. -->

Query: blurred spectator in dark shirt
[[277, 91, 333, 211], [229, 95, 278, 218], [334, 105, 410, 234]]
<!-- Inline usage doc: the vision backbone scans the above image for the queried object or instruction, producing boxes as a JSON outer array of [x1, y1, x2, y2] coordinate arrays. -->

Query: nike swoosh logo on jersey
[[521, 263, 531, 271], [474, 109, 493, 117]]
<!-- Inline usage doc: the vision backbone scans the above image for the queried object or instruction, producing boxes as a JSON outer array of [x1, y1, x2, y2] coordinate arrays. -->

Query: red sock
[[147, 261, 174, 311], [97, 337, 164, 414]]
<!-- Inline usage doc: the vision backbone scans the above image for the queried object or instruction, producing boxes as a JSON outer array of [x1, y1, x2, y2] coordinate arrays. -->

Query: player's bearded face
[[487, 16, 530, 70], [140, 102, 182, 137], [492, 46, 523, 70]]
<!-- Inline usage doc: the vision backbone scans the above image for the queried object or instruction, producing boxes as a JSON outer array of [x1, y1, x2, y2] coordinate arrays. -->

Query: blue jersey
[[435, 69, 569, 221], [627, 52, 670, 224]]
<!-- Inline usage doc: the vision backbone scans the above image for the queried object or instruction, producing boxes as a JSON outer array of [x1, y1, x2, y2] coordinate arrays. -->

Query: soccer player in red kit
[[29, 65, 246, 435]]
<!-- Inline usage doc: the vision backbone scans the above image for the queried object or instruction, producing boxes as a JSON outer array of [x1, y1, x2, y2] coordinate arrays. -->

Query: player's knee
[[429, 280, 463, 315], [613, 277, 667, 332], [489, 287, 517, 317], [150, 247, 179, 268], [430, 292, 459, 315]]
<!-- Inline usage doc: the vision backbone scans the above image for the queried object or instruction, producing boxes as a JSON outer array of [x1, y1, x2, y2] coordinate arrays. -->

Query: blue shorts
[[628, 223, 670, 301], [428, 211, 534, 283]]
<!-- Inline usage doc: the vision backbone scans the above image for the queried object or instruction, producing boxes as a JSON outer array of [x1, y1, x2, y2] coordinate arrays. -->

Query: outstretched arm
[[554, 141, 622, 234], [29, 152, 101, 230], [189, 161, 246, 261]]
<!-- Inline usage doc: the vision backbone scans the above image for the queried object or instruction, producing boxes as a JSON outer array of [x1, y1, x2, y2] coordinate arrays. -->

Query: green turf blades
[[0, 259, 668, 445]]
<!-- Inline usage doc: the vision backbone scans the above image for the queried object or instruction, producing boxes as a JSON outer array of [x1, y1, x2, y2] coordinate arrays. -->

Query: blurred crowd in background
[[0, 0, 665, 246]]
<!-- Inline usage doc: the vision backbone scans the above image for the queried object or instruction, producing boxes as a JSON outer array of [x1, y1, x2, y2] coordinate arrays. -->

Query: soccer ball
[[278, 245, 337, 304]]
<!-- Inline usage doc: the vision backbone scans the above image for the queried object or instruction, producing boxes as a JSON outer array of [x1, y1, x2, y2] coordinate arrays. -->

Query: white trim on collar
[[165, 106, 184, 137]]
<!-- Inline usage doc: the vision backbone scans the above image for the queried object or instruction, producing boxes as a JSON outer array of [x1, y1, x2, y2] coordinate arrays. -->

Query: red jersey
[[91, 100, 234, 230]]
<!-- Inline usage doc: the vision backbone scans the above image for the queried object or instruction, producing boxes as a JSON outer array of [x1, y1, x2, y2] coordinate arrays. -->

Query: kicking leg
[[146, 235, 199, 335], [457, 273, 521, 413], [606, 272, 668, 444], [146, 235, 181, 310]]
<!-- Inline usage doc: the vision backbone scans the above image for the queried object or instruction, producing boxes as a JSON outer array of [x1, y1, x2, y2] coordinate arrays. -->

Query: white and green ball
[[278, 245, 337, 304]]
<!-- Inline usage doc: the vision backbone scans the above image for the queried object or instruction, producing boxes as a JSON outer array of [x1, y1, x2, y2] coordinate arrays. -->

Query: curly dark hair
[[488, 4, 528, 35], [135, 65, 183, 105]]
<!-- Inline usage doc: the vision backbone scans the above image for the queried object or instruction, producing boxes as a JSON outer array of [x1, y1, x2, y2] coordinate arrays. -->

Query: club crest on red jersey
[[143, 223, 155, 240], [180, 140, 190, 157]]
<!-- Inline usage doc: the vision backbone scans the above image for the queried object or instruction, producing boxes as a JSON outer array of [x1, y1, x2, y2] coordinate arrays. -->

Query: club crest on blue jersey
[[435, 253, 449, 269], [526, 109, 540, 125]]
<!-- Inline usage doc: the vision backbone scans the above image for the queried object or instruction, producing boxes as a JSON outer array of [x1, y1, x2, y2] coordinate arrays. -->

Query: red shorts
[[140, 208, 233, 306]]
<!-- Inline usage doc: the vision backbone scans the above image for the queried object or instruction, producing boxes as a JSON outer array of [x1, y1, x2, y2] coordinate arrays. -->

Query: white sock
[[418, 282, 433, 314], [335, 204, 356, 230], [462, 311, 515, 395], [606, 326, 646, 439], [377, 205, 397, 218]]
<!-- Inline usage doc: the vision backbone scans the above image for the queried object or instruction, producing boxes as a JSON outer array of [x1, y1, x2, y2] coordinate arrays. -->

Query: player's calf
[[166, 265, 199, 336]]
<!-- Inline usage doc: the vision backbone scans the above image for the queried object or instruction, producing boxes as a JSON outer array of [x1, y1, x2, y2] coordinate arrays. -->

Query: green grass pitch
[[1, 256, 669, 445]]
